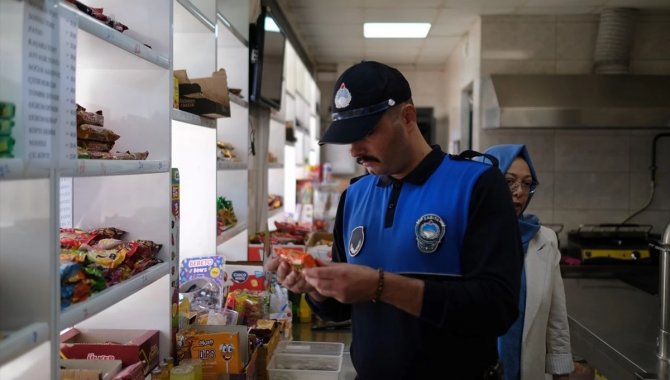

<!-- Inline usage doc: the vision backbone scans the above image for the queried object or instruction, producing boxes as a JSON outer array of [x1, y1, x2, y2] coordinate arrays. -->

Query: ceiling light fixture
[[265, 16, 280, 32], [364, 23, 431, 38]]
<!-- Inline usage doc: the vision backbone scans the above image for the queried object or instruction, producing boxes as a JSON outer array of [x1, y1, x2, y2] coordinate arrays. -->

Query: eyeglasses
[[505, 177, 538, 194]]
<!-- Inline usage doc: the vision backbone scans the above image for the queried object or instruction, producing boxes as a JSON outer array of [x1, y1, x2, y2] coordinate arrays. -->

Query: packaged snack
[[0, 102, 15, 118], [76, 103, 104, 126], [77, 124, 120, 142], [78, 139, 115, 152], [274, 247, 317, 273], [0, 136, 15, 154], [60, 228, 98, 249], [0, 119, 14, 136]]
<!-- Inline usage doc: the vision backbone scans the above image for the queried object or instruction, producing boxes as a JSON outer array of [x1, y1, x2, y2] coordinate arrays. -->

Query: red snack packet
[[275, 247, 317, 273]]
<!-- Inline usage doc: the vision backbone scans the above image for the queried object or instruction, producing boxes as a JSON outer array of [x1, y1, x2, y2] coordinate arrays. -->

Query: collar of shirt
[[377, 145, 446, 187]]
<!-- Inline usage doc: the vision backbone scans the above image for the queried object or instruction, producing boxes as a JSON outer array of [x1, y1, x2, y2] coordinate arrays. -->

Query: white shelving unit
[[1, 1, 322, 378], [2, 0, 174, 379], [267, 41, 321, 224], [60, 0, 174, 369], [172, 0, 217, 261], [215, 7, 251, 261]]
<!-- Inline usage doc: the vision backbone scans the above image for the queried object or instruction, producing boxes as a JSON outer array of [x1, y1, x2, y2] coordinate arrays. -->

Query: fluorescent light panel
[[364, 23, 431, 38], [265, 16, 280, 32]]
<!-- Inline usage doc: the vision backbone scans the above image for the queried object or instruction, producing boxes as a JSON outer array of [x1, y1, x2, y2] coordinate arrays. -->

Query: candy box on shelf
[[267, 353, 342, 380], [59, 328, 159, 376], [176, 324, 256, 380], [225, 261, 267, 292]]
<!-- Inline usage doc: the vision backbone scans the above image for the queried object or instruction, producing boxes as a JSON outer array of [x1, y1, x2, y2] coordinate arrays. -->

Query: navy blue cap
[[319, 61, 412, 145]]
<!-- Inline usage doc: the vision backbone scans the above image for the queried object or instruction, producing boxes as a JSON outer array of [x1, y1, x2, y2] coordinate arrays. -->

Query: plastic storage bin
[[275, 341, 344, 357], [267, 353, 342, 380]]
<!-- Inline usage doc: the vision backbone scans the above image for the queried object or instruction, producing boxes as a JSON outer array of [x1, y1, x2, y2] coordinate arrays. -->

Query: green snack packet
[[0, 119, 14, 136], [0, 102, 15, 119], [0, 136, 15, 154]]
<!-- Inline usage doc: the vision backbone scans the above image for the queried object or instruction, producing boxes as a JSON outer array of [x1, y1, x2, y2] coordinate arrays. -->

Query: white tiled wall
[[480, 128, 670, 244]]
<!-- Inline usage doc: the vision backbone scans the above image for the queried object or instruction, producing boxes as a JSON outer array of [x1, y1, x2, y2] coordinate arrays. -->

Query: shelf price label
[[0, 163, 10, 178], [23, 0, 60, 166], [59, 177, 73, 228]]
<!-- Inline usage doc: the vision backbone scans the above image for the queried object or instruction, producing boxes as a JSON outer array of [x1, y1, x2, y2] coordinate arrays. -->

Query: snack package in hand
[[274, 247, 318, 273]]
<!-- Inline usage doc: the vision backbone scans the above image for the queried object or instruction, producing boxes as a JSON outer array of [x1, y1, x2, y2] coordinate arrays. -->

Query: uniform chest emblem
[[415, 214, 446, 254], [349, 226, 365, 257]]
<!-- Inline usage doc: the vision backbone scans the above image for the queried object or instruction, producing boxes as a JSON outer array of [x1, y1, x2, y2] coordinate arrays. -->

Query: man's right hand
[[264, 256, 317, 295]]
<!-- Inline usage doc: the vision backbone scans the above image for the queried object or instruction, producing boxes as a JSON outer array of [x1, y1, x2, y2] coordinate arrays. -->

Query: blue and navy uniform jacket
[[308, 146, 524, 380]]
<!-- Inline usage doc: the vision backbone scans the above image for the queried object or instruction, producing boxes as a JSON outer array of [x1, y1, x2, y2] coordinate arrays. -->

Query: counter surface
[[564, 277, 660, 380]]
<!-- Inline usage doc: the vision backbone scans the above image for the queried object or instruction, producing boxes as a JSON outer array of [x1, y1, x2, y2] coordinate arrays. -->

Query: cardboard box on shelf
[[252, 321, 281, 380], [59, 328, 160, 376], [175, 69, 231, 119], [60, 359, 122, 380]]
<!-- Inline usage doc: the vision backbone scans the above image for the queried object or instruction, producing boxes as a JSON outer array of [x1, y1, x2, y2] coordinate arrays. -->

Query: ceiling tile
[[298, 24, 363, 38], [523, 0, 606, 6], [430, 13, 478, 35], [289, 8, 365, 23], [517, 6, 600, 15], [606, 0, 670, 8], [364, 9, 441, 22], [421, 36, 462, 49], [365, 0, 444, 7], [443, 0, 527, 11]]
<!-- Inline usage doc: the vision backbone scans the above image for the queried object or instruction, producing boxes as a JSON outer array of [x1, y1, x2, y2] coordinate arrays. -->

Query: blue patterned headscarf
[[481, 144, 540, 252]]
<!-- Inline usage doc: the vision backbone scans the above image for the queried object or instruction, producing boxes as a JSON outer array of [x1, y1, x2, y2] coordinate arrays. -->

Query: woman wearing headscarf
[[483, 144, 574, 380]]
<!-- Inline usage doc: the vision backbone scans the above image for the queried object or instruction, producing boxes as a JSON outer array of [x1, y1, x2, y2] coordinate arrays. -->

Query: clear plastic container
[[275, 341, 344, 357], [267, 353, 342, 380]]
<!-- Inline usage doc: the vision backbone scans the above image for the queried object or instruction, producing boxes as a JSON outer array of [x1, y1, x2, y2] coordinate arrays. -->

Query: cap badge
[[349, 226, 365, 257], [334, 83, 352, 109], [415, 214, 446, 254]]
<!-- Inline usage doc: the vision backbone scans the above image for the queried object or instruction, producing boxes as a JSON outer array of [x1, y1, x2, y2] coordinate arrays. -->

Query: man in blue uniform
[[266, 61, 522, 379]]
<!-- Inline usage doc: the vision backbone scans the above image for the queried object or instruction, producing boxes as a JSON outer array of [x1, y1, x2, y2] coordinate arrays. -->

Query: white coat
[[521, 226, 574, 379]]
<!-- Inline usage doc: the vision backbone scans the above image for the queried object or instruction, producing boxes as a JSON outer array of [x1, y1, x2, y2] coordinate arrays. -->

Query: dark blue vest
[[343, 156, 489, 276]]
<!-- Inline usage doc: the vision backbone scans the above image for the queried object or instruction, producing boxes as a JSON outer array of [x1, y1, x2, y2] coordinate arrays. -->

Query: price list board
[[21, 0, 73, 166], [58, 5, 78, 166]]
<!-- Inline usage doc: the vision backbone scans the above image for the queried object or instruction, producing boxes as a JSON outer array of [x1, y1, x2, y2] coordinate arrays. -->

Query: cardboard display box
[[177, 324, 256, 380], [60, 328, 160, 376], [60, 359, 122, 380], [253, 322, 281, 380], [175, 69, 231, 119]]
